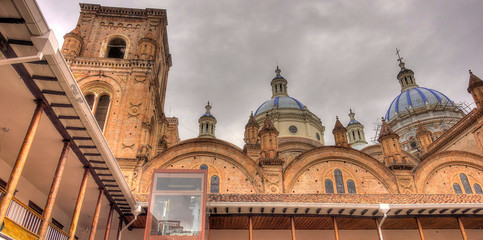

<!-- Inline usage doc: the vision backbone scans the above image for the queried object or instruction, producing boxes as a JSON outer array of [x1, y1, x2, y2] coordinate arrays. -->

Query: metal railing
[[0, 188, 69, 240]]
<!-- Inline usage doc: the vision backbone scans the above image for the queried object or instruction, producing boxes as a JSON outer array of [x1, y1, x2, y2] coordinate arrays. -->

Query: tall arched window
[[460, 174, 473, 194], [453, 183, 463, 194], [324, 179, 334, 193], [85, 94, 95, 109], [334, 169, 345, 193], [474, 184, 483, 194], [210, 175, 220, 193], [347, 180, 356, 193], [94, 95, 110, 131], [106, 38, 126, 58], [199, 164, 208, 170], [85, 93, 111, 132]]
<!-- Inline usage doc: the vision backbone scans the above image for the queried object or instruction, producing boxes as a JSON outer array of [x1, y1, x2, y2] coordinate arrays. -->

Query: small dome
[[347, 119, 361, 125], [385, 87, 454, 121], [254, 96, 304, 116]]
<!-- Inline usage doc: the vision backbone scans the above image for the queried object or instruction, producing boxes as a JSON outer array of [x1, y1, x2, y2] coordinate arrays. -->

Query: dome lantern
[[198, 101, 217, 138], [271, 66, 289, 98], [396, 49, 419, 92]]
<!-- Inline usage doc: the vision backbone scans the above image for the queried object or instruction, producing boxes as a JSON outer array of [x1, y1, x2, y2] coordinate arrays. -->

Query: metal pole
[[416, 217, 426, 240], [249, 216, 253, 240], [68, 167, 90, 240], [457, 217, 468, 240], [38, 140, 71, 239], [333, 217, 340, 240], [0, 100, 44, 225], [103, 204, 115, 240], [88, 188, 104, 240], [291, 216, 297, 240]]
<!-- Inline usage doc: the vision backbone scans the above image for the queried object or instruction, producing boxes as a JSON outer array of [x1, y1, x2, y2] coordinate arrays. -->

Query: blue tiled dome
[[347, 119, 361, 125], [385, 87, 454, 121], [201, 113, 214, 118], [254, 96, 304, 116]]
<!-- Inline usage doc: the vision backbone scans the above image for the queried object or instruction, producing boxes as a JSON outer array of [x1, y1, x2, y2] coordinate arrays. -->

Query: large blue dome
[[255, 96, 304, 116], [385, 87, 454, 121]]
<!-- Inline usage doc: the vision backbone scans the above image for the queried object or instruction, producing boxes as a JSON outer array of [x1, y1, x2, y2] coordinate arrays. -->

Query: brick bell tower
[[61, 4, 177, 191]]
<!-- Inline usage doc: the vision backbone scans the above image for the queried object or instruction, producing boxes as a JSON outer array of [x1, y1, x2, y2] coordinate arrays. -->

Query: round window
[[316, 133, 320, 140], [289, 125, 298, 134]]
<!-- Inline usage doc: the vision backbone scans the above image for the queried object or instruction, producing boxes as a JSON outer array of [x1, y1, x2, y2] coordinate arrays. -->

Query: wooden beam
[[291, 216, 296, 240], [0, 100, 45, 226], [68, 167, 90, 240], [103, 205, 115, 240], [38, 140, 71, 239], [457, 217, 468, 240], [249, 216, 253, 240], [416, 217, 425, 240], [88, 188, 104, 240], [333, 217, 340, 240]]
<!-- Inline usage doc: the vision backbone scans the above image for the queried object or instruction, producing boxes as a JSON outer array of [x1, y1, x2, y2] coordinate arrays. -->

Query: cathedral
[[0, 2, 482, 240]]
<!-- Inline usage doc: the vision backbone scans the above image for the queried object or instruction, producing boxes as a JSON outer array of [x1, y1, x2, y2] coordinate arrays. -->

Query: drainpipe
[[377, 204, 390, 240], [118, 204, 142, 240]]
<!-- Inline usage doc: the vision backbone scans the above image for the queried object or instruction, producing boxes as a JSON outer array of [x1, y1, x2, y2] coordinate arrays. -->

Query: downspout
[[377, 204, 390, 240], [118, 204, 142, 240]]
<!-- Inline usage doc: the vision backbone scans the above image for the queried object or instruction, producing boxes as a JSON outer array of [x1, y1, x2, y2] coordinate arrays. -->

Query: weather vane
[[396, 48, 403, 64]]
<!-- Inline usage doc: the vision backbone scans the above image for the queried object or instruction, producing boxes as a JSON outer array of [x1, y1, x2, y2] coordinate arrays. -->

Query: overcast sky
[[37, 0, 483, 147]]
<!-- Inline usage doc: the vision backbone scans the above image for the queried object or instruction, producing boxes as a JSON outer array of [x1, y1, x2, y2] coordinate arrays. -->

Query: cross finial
[[275, 66, 281, 76], [396, 48, 404, 64]]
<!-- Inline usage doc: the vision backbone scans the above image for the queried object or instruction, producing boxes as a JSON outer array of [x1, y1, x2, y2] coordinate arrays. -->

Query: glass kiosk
[[145, 170, 207, 240]]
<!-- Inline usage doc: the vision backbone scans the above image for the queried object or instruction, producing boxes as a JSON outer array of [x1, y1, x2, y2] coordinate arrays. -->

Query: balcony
[[0, 188, 69, 240]]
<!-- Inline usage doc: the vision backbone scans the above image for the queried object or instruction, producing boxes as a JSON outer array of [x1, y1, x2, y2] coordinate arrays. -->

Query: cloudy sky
[[37, 0, 483, 147]]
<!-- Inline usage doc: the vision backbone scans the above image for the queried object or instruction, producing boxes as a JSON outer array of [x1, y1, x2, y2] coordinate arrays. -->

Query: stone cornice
[[80, 3, 167, 19], [66, 57, 154, 70]]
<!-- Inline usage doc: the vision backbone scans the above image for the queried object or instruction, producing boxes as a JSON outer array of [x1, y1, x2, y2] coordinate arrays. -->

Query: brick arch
[[284, 146, 398, 193], [140, 138, 264, 194], [99, 34, 131, 58], [414, 150, 483, 193]]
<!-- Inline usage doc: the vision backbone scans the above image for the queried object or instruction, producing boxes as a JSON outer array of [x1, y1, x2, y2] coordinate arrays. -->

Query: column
[[117, 217, 123, 240], [457, 217, 468, 240], [68, 167, 90, 240], [416, 217, 425, 240], [88, 188, 104, 240], [291, 216, 297, 240], [249, 216, 253, 240], [333, 217, 340, 240], [0, 100, 45, 225], [103, 204, 115, 240], [38, 140, 71, 239]]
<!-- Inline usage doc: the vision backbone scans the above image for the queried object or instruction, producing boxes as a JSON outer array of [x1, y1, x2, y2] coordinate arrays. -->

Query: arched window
[[347, 180, 356, 193], [85, 93, 95, 109], [210, 175, 220, 193], [474, 184, 483, 194], [94, 95, 110, 131], [460, 174, 473, 194], [334, 169, 345, 193], [106, 38, 126, 58], [453, 183, 463, 194], [324, 179, 334, 193], [357, 130, 361, 139], [352, 131, 356, 141], [199, 164, 208, 170]]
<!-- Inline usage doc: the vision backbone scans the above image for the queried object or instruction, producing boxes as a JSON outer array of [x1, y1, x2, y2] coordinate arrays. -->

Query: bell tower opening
[[106, 38, 126, 58]]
